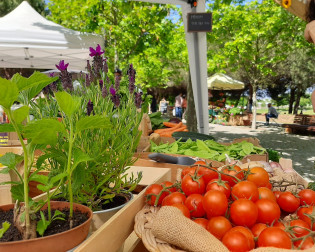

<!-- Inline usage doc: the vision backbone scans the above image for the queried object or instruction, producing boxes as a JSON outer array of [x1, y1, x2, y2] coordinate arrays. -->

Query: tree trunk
[[186, 71, 198, 132], [251, 83, 257, 130], [288, 87, 296, 114], [247, 84, 253, 113], [293, 88, 302, 114]]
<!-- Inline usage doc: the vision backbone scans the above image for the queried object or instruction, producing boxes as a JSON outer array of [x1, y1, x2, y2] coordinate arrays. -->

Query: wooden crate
[[0, 146, 24, 205], [74, 166, 172, 252]]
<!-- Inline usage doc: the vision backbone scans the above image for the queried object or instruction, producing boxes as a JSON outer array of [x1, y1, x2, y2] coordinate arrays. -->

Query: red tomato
[[251, 223, 267, 238], [185, 194, 206, 218], [255, 199, 281, 225], [222, 231, 251, 252], [161, 181, 177, 193], [247, 167, 269, 187], [298, 189, 315, 206], [206, 179, 231, 198], [294, 236, 315, 250], [171, 203, 190, 218], [273, 190, 282, 200], [193, 160, 207, 166], [273, 221, 286, 230], [258, 187, 276, 202], [162, 192, 186, 206], [257, 227, 292, 249], [144, 184, 168, 206], [231, 180, 259, 202], [193, 218, 209, 229], [297, 206, 315, 230], [181, 174, 205, 196], [203, 190, 228, 218], [264, 182, 272, 190], [230, 199, 258, 227], [277, 191, 300, 213], [181, 167, 196, 179], [227, 226, 255, 250], [221, 165, 244, 186], [196, 166, 219, 185], [206, 216, 232, 240], [289, 219, 310, 238]]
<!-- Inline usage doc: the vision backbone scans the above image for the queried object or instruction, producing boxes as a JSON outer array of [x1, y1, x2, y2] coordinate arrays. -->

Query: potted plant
[[29, 45, 144, 231], [0, 71, 114, 251]]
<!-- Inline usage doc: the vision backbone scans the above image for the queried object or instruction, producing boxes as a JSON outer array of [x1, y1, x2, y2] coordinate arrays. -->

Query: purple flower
[[55, 60, 69, 71], [110, 86, 116, 96], [99, 80, 104, 90], [102, 86, 108, 98], [49, 72, 55, 77], [134, 92, 142, 109], [87, 99, 94, 116], [85, 74, 90, 87], [127, 64, 136, 94], [89, 44, 104, 57]]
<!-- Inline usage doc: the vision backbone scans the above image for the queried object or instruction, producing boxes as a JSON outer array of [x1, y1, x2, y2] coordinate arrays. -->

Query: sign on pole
[[187, 13, 212, 32]]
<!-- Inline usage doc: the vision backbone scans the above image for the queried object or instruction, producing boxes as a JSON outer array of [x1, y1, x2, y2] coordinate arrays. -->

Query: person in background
[[182, 94, 187, 120], [159, 97, 168, 114], [175, 93, 183, 118], [265, 103, 278, 125]]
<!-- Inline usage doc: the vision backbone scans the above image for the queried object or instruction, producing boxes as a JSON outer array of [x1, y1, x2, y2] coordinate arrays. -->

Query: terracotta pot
[[90, 192, 133, 233], [0, 201, 93, 252]]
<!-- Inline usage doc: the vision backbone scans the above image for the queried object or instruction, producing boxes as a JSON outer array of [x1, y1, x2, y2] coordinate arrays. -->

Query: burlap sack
[[151, 206, 315, 252]]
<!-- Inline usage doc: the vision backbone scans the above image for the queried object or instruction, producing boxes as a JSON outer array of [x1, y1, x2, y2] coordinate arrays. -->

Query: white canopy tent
[[0, 1, 104, 71], [207, 73, 244, 90]]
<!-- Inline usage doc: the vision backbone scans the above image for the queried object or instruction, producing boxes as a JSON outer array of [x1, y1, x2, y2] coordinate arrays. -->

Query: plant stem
[[66, 118, 74, 225], [47, 191, 51, 222], [7, 110, 31, 238]]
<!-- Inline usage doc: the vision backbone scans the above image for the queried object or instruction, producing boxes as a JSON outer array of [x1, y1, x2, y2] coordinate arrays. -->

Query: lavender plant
[[35, 45, 143, 211]]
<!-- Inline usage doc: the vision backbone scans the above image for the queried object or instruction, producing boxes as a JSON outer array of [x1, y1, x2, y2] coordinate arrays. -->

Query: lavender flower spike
[[110, 86, 116, 96], [99, 80, 104, 90], [127, 64, 136, 94], [55, 60, 69, 71], [87, 99, 94, 116], [89, 44, 104, 57]]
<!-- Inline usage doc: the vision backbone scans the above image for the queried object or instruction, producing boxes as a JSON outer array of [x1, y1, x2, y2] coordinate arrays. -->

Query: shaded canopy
[[0, 1, 104, 71], [207, 73, 244, 90]]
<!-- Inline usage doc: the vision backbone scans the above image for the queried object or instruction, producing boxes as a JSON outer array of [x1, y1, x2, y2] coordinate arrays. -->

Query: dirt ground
[[209, 122, 315, 182]]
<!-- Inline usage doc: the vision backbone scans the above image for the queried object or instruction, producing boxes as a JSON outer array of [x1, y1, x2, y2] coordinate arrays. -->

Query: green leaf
[[36, 211, 50, 236], [23, 119, 66, 145], [55, 91, 81, 117], [12, 106, 29, 124], [76, 115, 111, 132], [50, 172, 67, 185], [11, 72, 58, 93], [71, 148, 92, 172], [29, 174, 49, 185], [37, 184, 50, 192], [0, 153, 23, 170], [11, 184, 24, 201], [0, 221, 11, 238], [0, 77, 19, 109], [0, 123, 15, 133], [241, 142, 254, 155]]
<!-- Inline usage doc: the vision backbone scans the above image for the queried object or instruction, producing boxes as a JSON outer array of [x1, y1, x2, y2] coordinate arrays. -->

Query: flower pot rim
[[93, 192, 133, 214], [0, 201, 93, 245]]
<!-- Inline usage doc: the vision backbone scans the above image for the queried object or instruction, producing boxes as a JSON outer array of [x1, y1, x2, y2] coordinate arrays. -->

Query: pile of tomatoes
[[144, 161, 315, 251]]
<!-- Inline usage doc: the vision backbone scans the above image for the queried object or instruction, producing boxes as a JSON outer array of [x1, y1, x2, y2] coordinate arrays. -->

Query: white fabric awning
[[0, 1, 104, 70], [207, 73, 245, 90]]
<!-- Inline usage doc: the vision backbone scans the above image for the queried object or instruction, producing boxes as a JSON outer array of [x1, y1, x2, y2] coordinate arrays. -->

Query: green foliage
[[151, 139, 266, 162], [149, 111, 166, 130], [47, 1, 188, 90], [0, 221, 10, 238], [36, 210, 65, 236], [0, 0, 46, 17], [266, 148, 281, 162]]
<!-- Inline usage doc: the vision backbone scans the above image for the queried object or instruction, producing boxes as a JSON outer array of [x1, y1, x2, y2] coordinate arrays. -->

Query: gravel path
[[209, 123, 315, 181]]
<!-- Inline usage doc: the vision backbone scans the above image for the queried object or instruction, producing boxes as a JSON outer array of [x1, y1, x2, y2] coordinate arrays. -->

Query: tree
[[207, 0, 312, 128], [0, 0, 46, 17]]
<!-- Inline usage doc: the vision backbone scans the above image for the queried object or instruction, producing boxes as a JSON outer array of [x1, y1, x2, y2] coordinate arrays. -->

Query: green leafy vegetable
[[0, 221, 11, 238]]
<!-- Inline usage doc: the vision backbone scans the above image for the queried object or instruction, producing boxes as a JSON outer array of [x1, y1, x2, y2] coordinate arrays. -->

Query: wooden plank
[[74, 168, 171, 252]]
